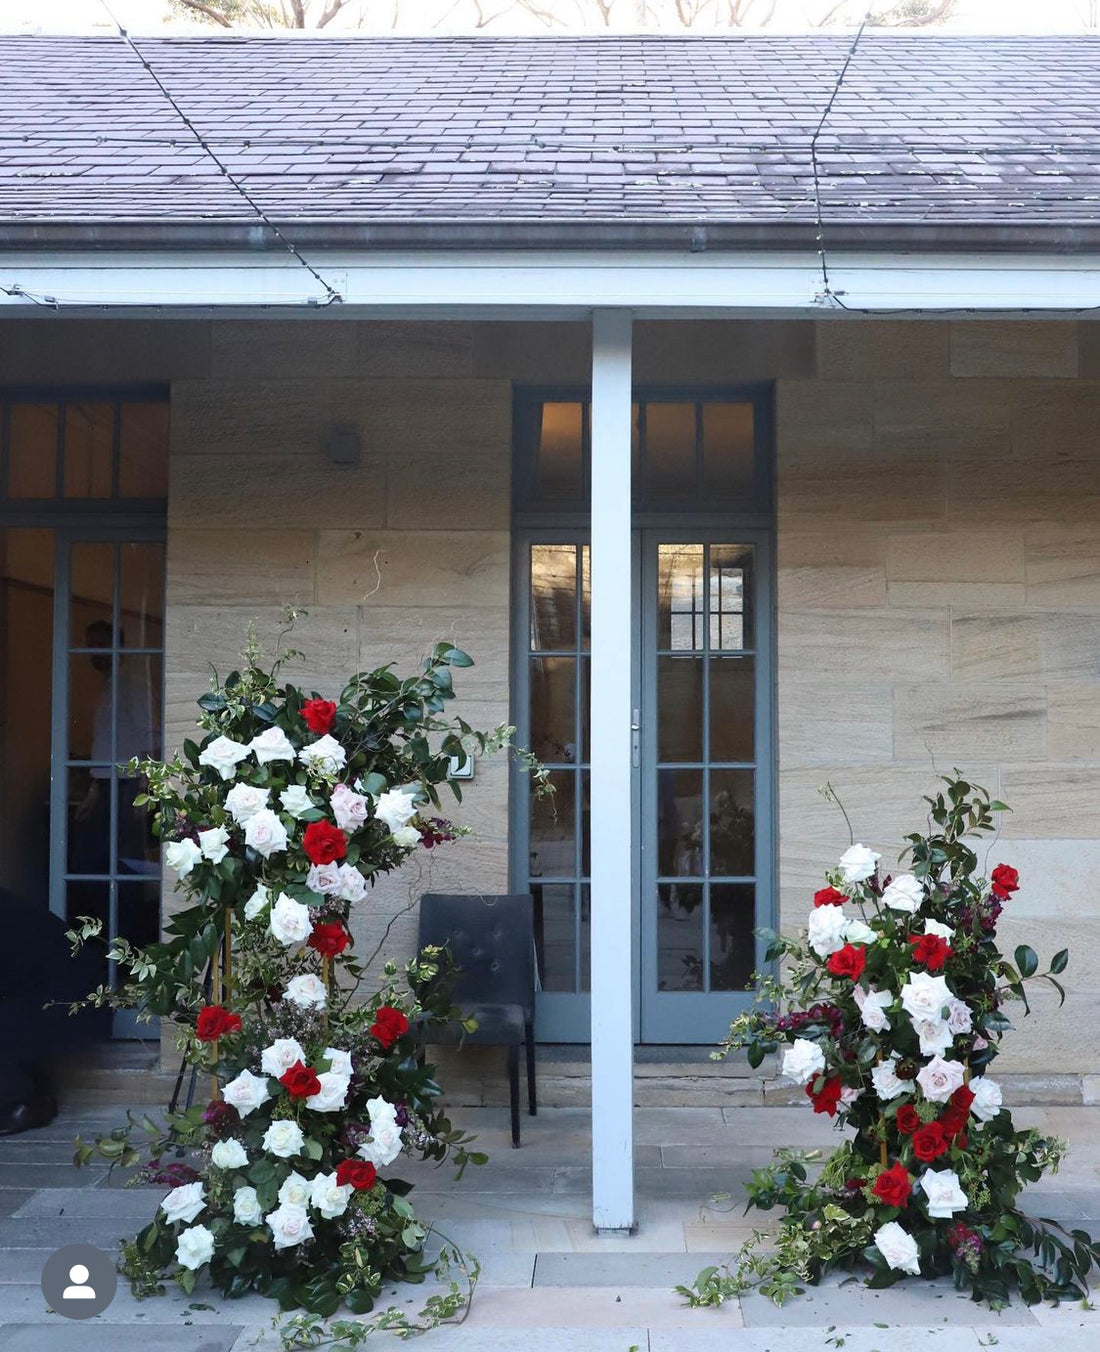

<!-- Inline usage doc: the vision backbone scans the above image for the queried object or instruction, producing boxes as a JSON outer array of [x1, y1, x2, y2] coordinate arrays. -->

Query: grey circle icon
[[41, 1243, 118, 1319]]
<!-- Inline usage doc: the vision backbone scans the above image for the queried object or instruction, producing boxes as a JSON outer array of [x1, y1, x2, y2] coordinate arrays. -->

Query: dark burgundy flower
[[201, 1099, 240, 1137], [896, 1104, 921, 1135]]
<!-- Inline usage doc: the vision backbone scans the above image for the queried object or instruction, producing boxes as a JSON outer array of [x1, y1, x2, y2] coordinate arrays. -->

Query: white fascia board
[[2, 248, 1100, 315]]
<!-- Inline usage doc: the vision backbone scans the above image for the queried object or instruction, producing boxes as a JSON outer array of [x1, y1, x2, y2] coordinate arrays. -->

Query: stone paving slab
[[2, 1326, 243, 1351], [739, 1275, 1039, 1327], [0, 1164, 106, 1190], [0, 1250, 66, 1283], [461, 1284, 743, 1329], [532, 1250, 730, 1287], [0, 1218, 131, 1248], [16, 1188, 204, 1219]]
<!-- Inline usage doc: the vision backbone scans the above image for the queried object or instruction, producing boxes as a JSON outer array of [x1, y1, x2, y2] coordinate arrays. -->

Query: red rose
[[371, 1005, 410, 1049], [912, 1121, 949, 1162], [872, 1161, 912, 1208], [991, 863, 1019, 900], [806, 1075, 844, 1116], [195, 1004, 242, 1042], [895, 1104, 921, 1136], [336, 1159, 377, 1191], [302, 820, 348, 865], [950, 1084, 975, 1115], [308, 921, 349, 957], [301, 698, 338, 735], [826, 943, 867, 981], [909, 933, 952, 972], [279, 1060, 322, 1100], [813, 886, 849, 908]]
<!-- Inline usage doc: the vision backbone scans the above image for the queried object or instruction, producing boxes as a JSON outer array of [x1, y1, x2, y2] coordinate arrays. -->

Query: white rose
[[262, 1119, 305, 1159], [176, 1223, 215, 1271], [945, 998, 973, 1036], [359, 1122, 403, 1168], [854, 986, 892, 1033], [780, 1037, 826, 1086], [899, 971, 952, 1023], [222, 1068, 271, 1118], [305, 1071, 350, 1113], [871, 1056, 907, 1101], [924, 918, 955, 940], [280, 784, 315, 819], [277, 1171, 312, 1209], [838, 843, 881, 884], [232, 1185, 263, 1226], [298, 734, 347, 776], [306, 862, 342, 895], [260, 1037, 306, 1079], [244, 807, 289, 859], [969, 1076, 1003, 1124], [336, 863, 367, 903], [843, 918, 877, 947], [873, 1221, 921, 1275], [310, 1170, 353, 1220], [807, 904, 849, 959], [224, 782, 269, 825], [210, 1138, 248, 1170], [919, 1167, 968, 1219], [323, 1046, 353, 1078], [331, 783, 370, 833], [198, 825, 231, 864], [284, 973, 327, 1009], [366, 1095, 399, 1132], [160, 1180, 205, 1225], [266, 1202, 314, 1250], [374, 788, 419, 834], [243, 884, 270, 921], [249, 726, 297, 766], [165, 838, 203, 878], [882, 873, 924, 914], [912, 1016, 954, 1057], [269, 893, 311, 945], [391, 825, 421, 849], [915, 1054, 967, 1104], [198, 735, 250, 781]]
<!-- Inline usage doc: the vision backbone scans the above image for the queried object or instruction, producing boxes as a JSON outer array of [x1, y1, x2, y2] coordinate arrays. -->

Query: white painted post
[[589, 308, 635, 1233]]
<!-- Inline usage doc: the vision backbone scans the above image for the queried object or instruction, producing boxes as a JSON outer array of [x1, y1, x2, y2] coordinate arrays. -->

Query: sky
[[4, 0, 1100, 33]]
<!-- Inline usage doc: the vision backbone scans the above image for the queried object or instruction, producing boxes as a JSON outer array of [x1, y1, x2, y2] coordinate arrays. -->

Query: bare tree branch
[[317, 0, 351, 28], [174, 0, 236, 25]]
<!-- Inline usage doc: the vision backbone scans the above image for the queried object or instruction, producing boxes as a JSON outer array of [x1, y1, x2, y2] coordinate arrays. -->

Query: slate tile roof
[[1, 34, 1099, 227]]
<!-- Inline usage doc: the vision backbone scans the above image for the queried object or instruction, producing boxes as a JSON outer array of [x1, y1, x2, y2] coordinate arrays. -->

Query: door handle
[[631, 709, 641, 768]]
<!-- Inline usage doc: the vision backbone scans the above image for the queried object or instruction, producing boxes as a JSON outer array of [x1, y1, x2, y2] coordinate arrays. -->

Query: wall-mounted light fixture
[[323, 425, 361, 467]]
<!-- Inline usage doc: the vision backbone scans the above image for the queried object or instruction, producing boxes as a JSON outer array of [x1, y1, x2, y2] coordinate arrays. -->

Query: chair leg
[[508, 1045, 521, 1148], [525, 1022, 537, 1117]]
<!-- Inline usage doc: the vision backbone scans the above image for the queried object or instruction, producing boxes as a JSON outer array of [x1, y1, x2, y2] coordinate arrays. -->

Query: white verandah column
[[589, 308, 635, 1233]]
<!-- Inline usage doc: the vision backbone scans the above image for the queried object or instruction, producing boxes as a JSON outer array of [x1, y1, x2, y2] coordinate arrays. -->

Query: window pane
[[657, 883, 703, 991], [0, 529, 54, 900], [579, 883, 591, 992], [580, 545, 590, 652], [7, 404, 57, 498], [709, 544, 754, 652], [118, 402, 169, 498], [530, 544, 577, 651], [644, 403, 696, 498], [530, 769, 575, 879], [529, 655, 577, 763], [657, 768, 703, 877], [70, 542, 115, 647], [64, 402, 114, 499], [67, 765, 110, 874], [658, 656, 703, 762], [68, 653, 110, 761], [118, 542, 165, 650], [710, 883, 756, 991], [658, 544, 704, 651], [703, 403, 755, 497], [117, 653, 162, 767], [532, 883, 576, 992], [709, 656, 755, 763], [710, 769, 755, 876], [536, 402, 583, 499], [117, 881, 161, 951]]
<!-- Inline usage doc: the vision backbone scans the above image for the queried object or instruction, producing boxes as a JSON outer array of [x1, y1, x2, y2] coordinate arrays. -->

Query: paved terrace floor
[[2, 1104, 1100, 1351]]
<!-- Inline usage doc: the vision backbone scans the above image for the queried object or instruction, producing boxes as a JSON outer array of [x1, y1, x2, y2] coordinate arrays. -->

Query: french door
[[514, 528, 773, 1045]]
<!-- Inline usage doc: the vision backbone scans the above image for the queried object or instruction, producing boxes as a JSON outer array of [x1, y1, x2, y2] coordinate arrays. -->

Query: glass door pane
[[642, 537, 765, 1043], [60, 536, 165, 1035]]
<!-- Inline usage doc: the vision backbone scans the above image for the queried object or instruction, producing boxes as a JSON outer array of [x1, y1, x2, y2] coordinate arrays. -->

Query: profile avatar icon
[[62, 1263, 96, 1300]]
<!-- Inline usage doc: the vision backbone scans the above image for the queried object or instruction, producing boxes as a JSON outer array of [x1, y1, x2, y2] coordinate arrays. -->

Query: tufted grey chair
[[417, 893, 536, 1147]]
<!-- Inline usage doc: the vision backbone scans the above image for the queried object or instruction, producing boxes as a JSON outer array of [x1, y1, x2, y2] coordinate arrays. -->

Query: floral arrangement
[[707, 774, 1100, 1308], [72, 633, 519, 1319]]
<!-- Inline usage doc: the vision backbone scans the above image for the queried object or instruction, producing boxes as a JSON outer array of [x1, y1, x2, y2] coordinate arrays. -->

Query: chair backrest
[[417, 893, 535, 1016]]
